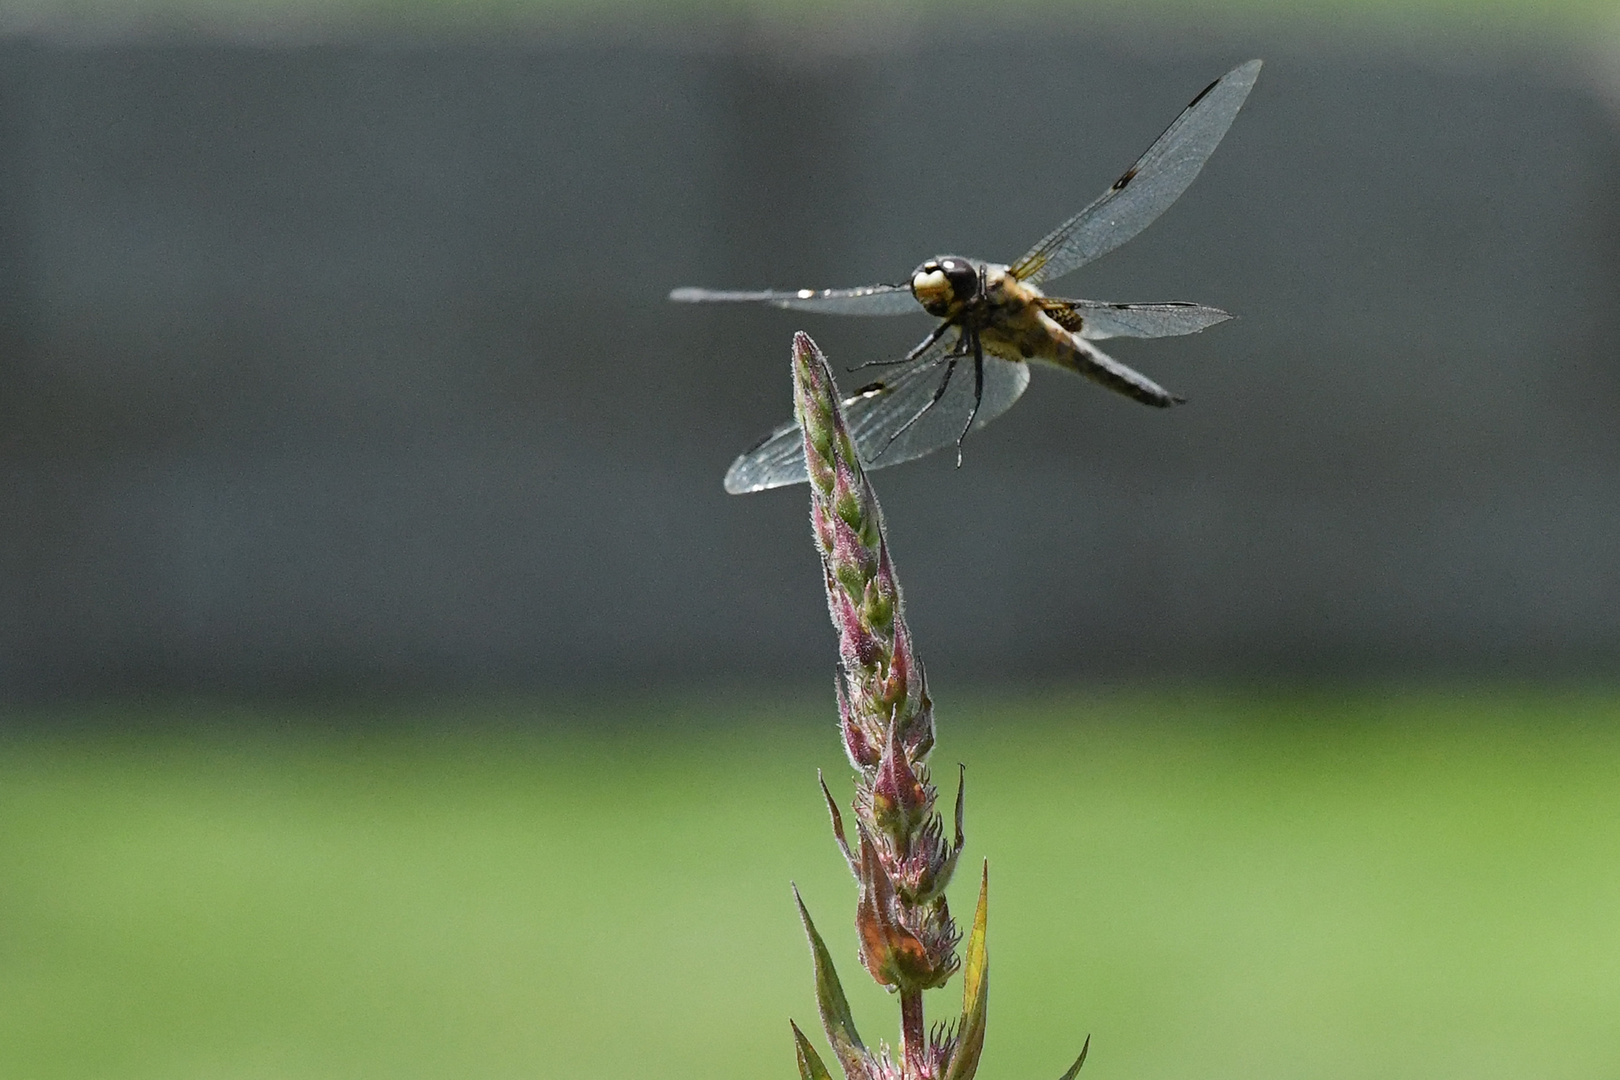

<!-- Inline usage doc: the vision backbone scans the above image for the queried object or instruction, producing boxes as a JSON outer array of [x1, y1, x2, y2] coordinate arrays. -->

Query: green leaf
[[791, 1021, 837, 1080], [1057, 1035, 1091, 1080], [793, 885, 867, 1080], [942, 861, 989, 1080]]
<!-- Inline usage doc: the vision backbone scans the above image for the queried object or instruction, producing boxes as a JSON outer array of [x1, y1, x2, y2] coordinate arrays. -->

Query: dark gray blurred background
[[1, 22, 1616, 698]]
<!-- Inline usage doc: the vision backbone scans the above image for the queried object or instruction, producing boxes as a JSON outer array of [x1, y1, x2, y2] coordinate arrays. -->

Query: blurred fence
[[0, 24, 1617, 697]]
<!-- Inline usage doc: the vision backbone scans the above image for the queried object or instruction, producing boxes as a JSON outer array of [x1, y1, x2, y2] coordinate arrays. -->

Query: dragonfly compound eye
[[912, 257, 977, 316], [938, 257, 980, 298], [910, 263, 954, 315]]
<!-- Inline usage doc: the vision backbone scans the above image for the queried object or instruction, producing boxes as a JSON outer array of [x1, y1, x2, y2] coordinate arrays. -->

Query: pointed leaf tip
[[1057, 1035, 1091, 1080], [942, 861, 989, 1080], [953, 763, 966, 850], [818, 770, 857, 877], [793, 887, 867, 1080], [791, 1021, 836, 1080]]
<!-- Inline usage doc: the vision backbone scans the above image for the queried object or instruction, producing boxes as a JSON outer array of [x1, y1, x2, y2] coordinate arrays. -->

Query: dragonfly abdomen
[[1028, 318, 1185, 409]]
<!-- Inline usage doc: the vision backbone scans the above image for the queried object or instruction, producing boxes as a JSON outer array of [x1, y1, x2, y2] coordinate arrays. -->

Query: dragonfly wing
[[1046, 299, 1232, 339], [670, 283, 918, 316], [845, 336, 1032, 472], [721, 329, 1032, 493], [723, 416, 810, 494], [1010, 59, 1261, 286]]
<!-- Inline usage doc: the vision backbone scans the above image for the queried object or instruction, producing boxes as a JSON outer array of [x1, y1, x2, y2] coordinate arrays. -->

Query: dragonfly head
[[910, 257, 979, 317]]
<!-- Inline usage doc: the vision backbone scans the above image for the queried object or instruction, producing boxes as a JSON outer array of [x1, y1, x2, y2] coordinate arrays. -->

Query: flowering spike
[[792, 1021, 838, 1080], [794, 884, 871, 1080], [1056, 1035, 1091, 1080], [789, 331, 967, 1074]]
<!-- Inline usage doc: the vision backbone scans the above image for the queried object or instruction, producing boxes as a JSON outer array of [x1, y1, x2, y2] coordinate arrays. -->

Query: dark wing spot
[[1111, 165, 1139, 191], [850, 382, 888, 398]]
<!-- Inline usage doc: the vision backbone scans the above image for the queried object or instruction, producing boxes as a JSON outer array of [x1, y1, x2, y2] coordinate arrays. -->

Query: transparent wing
[[1046, 299, 1231, 339], [1010, 59, 1261, 286], [670, 283, 918, 316], [845, 343, 1030, 473], [723, 329, 1032, 494], [723, 416, 811, 494]]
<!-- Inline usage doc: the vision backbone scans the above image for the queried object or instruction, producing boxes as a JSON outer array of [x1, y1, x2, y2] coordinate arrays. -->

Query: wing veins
[[1011, 59, 1261, 285], [1040, 298, 1232, 339]]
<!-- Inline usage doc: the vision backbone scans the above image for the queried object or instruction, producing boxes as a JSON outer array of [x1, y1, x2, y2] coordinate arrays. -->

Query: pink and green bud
[[870, 720, 929, 838], [854, 825, 955, 991]]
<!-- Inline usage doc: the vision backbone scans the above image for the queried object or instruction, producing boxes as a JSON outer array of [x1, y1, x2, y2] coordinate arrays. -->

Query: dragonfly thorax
[[910, 256, 980, 317]]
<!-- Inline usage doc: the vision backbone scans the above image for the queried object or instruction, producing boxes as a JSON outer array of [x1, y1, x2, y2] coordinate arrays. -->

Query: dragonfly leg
[[874, 356, 959, 461], [954, 331, 985, 467], [849, 319, 955, 371]]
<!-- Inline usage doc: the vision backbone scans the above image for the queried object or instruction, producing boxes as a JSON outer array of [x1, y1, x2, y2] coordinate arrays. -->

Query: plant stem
[[900, 990, 925, 1079]]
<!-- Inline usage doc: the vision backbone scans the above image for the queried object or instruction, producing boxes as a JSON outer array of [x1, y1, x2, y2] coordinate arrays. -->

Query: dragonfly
[[673, 59, 1261, 494]]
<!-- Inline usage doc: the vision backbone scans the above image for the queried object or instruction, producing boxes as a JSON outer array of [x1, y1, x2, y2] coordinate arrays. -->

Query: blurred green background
[[5, 688, 1620, 1080], [3, 0, 1620, 1076]]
